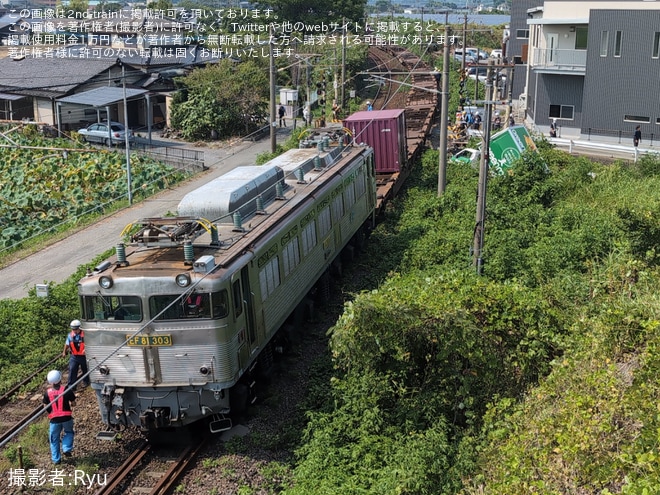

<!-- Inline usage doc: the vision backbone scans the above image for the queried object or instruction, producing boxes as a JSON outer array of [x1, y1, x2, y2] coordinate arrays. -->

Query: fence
[[585, 127, 656, 147], [549, 137, 658, 163], [132, 140, 206, 173]]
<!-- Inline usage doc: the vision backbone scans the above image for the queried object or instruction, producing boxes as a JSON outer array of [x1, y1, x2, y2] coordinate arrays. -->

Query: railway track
[[95, 438, 208, 495], [0, 354, 63, 447], [367, 45, 438, 209]]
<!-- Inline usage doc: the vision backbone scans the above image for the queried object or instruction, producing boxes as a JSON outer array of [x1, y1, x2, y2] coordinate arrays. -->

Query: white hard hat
[[70, 319, 81, 328], [47, 370, 62, 384], [494, 111, 500, 116]]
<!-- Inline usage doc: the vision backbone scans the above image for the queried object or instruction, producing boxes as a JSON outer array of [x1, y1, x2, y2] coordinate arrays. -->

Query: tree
[[147, 0, 173, 12], [169, 60, 269, 140], [259, 0, 367, 28]]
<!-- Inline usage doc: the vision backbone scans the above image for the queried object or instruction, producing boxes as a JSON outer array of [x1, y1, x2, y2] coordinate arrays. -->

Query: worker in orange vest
[[63, 320, 90, 390], [43, 370, 76, 464]]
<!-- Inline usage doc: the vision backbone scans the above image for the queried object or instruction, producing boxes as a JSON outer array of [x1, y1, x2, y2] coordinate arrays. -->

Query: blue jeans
[[49, 419, 74, 463], [68, 356, 89, 389]]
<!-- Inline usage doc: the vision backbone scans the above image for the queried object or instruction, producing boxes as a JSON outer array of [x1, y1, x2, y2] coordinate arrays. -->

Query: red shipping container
[[343, 109, 407, 173]]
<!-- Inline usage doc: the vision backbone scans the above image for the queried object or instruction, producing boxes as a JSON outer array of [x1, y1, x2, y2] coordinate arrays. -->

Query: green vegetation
[[0, 125, 189, 251], [170, 59, 270, 141], [287, 145, 660, 492]]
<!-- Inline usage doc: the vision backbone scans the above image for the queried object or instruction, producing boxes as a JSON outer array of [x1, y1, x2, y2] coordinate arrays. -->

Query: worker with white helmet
[[43, 369, 76, 464], [63, 319, 90, 390]]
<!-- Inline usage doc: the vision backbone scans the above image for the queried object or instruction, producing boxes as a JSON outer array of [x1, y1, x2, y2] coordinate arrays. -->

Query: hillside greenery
[[287, 143, 660, 493]]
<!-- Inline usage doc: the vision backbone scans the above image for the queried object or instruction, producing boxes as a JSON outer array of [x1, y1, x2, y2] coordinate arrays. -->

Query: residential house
[[0, 7, 217, 132], [511, 0, 660, 140]]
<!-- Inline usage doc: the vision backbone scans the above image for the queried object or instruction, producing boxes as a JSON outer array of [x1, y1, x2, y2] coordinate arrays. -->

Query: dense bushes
[[290, 147, 660, 493]]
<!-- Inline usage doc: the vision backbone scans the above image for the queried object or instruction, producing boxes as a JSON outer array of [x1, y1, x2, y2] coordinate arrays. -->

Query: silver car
[[78, 122, 134, 146]]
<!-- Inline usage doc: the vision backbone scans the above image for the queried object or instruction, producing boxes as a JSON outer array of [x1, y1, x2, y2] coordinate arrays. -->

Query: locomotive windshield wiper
[[96, 291, 113, 310]]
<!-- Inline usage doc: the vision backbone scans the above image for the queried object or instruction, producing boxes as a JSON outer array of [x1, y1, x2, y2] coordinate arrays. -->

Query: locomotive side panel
[[248, 151, 374, 346]]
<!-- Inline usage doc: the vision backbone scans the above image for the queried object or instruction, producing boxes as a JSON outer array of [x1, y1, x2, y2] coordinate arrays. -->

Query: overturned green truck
[[450, 125, 538, 175]]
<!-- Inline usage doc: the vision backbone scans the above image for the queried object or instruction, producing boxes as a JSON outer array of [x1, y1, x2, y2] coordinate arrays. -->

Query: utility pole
[[341, 18, 346, 110], [269, 26, 276, 153], [506, 64, 515, 125], [461, 13, 468, 73], [473, 60, 494, 274], [438, 12, 450, 196], [120, 61, 132, 205]]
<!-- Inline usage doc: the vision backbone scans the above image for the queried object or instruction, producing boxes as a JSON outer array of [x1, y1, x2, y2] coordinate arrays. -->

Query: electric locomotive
[[78, 131, 376, 434]]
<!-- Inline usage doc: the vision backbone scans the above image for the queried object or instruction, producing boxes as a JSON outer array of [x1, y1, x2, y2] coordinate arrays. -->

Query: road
[[1, 128, 292, 301]]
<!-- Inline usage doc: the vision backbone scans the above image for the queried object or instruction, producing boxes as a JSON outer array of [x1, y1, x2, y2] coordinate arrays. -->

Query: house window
[[653, 32, 660, 58], [575, 27, 588, 50], [614, 31, 622, 57], [549, 105, 574, 120], [600, 31, 608, 57], [624, 115, 650, 123], [516, 29, 529, 39]]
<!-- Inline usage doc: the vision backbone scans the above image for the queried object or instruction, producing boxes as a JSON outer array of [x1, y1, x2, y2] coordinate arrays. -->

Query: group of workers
[[456, 109, 515, 132], [43, 320, 90, 465]]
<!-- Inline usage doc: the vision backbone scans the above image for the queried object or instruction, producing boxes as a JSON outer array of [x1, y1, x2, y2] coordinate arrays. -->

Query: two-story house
[[510, 0, 660, 140]]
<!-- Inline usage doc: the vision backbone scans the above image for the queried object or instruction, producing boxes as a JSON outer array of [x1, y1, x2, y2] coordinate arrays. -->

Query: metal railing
[[585, 127, 655, 147], [132, 140, 206, 173], [549, 137, 658, 163], [532, 48, 587, 70]]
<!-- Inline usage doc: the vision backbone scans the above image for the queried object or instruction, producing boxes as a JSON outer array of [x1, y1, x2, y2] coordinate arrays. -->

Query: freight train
[[78, 50, 437, 436], [80, 127, 380, 434]]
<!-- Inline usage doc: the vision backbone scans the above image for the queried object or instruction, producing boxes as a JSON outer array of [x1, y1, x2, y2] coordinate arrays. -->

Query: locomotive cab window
[[82, 295, 142, 322], [150, 293, 213, 320], [211, 290, 229, 318]]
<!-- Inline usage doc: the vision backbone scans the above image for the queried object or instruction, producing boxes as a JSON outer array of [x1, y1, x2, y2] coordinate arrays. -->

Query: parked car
[[467, 66, 488, 82], [467, 66, 508, 84], [490, 49, 503, 59], [454, 49, 476, 64], [78, 122, 134, 146], [467, 47, 489, 61]]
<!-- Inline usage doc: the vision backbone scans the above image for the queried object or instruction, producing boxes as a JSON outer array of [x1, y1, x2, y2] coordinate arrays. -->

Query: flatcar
[[78, 129, 377, 434]]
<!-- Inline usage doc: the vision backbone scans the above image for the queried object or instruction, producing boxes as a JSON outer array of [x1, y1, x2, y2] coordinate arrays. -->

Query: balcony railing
[[532, 48, 587, 71]]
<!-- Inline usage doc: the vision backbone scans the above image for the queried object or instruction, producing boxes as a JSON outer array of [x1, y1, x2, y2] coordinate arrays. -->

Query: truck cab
[[450, 148, 480, 167]]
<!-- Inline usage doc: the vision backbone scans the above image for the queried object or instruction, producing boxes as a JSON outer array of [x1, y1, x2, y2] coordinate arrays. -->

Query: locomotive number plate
[[126, 335, 173, 347]]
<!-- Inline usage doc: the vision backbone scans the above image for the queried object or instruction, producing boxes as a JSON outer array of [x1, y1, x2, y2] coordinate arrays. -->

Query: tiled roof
[[0, 56, 117, 98]]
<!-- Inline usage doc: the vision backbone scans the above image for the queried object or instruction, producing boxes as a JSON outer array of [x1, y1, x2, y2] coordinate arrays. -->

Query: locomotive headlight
[[99, 276, 113, 289], [99, 365, 110, 375], [199, 366, 209, 375], [175, 273, 191, 287]]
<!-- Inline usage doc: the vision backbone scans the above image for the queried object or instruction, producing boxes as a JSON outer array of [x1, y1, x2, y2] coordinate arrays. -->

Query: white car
[[78, 122, 134, 146], [467, 48, 489, 61], [490, 49, 503, 59]]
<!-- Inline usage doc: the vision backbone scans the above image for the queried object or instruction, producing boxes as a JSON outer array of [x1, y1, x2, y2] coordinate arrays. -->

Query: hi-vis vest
[[68, 330, 85, 356], [47, 387, 72, 419]]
